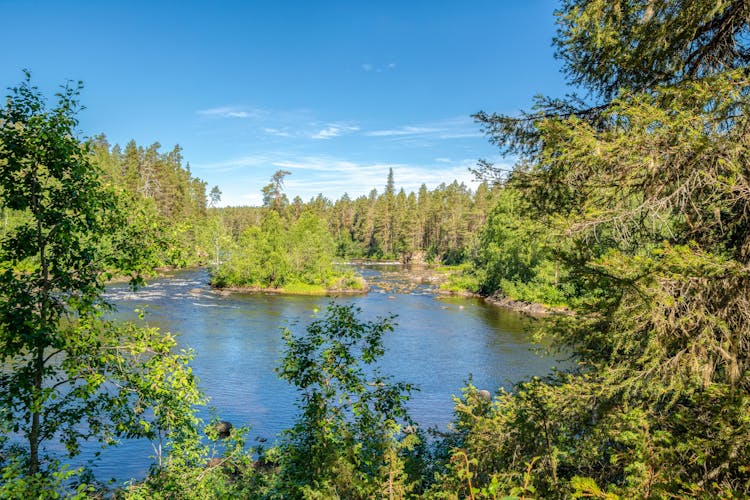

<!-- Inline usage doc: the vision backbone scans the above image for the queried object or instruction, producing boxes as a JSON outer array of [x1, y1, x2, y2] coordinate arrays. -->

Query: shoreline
[[437, 288, 558, 316], [482, 294, 567, 317]]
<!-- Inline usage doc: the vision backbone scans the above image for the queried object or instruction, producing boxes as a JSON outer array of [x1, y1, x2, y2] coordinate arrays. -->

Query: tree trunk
[[29, 344, 44, 475]]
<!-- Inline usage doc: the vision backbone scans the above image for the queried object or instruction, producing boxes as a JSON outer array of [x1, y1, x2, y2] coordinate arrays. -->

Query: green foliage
[[261, 169, 291, 213], [439, 263, 481, 294], [214, 210, 290, 288], [555, 0, 749, 100], [287, 212, 336, 285], [460, 187, 573, 306], [89, 135, 208, 268], [211, 211, 360, 292], [0, 458, 93, 499], [273, 303, 417, 498], [0, 74, 204, 495], [6, 2, 747, 496], [436, 0, 750, 497], [208, 185, 221, 208], [122, 419, 259, 500]]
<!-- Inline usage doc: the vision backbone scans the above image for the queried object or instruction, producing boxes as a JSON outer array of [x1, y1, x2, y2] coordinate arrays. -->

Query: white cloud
[[197, 106, 362, 141], [361, 63, 374, 72], [311, 124, 360, 140], [312, 127, 341, 139], [366, 126, 439, 137], [365, 116, 482, 140], [263, 127, 292, 137], [196, 154, 274, 173], [270, 159, 338, 172], [197, 106, 264, 119], [267, 156, 489, 196]]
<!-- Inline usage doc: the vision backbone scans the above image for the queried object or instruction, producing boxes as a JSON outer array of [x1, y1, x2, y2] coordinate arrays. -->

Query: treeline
[[216, 169, 498, 265], [84, 136, 503, 292], [86, 133, 505, 273], [208, 169, 499, 290], [89, 135, 209, 268]]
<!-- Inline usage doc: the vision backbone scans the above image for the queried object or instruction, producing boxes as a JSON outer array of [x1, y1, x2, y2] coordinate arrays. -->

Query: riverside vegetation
[[2, 0, 750, 497]]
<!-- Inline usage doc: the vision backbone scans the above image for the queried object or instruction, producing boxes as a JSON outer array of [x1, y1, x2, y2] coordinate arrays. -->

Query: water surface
[[93, 264, 561, 482]]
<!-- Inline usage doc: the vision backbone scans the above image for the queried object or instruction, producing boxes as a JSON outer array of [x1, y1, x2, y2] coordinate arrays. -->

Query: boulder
[[216, 420, 233, 438]]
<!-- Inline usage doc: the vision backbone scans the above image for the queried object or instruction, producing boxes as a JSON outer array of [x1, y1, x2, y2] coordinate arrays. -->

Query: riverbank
[[394, 264, 570, 317], [482, 294, 569, 316], [435, 287, 563, 317]]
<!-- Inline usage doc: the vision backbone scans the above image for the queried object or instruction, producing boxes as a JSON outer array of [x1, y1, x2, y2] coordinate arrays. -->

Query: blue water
[[83, 264, 562, 483]]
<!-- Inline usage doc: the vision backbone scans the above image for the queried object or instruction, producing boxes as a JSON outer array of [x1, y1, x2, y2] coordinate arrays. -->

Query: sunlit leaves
[[275, 303, 417, 498], [0, 74, 203, 495]]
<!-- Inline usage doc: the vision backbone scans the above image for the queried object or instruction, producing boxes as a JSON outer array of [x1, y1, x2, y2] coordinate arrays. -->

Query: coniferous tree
[[262, 170, 291, 214], [434, 1, 750, 497]]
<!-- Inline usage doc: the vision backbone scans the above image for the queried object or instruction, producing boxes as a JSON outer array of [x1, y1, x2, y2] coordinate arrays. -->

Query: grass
[[281, 282, 330, 295]]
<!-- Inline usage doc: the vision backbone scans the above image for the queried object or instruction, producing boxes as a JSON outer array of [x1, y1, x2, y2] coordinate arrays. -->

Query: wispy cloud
[[279, 156, 487, 200], [263, 127, 292, 137], [366, 126, 439, 137], [197, 106, 361, 141], [196, 154, 275, 173], [365, 116, 483, 140], [197, 106, 264, 119], [311, 124, 360, 140]]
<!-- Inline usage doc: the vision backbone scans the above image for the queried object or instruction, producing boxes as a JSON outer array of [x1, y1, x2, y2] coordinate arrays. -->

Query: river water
[[87, 264, 562, 483]]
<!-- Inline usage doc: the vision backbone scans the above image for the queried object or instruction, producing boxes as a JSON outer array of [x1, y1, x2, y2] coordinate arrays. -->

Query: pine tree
[[448, 1, 750, 496]]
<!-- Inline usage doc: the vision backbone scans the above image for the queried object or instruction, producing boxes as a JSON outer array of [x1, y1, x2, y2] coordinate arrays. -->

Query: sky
[[1, 1, 568, 206]]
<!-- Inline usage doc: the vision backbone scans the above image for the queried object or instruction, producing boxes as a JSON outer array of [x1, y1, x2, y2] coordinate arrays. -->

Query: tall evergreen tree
[[440, 1, 750, 496], [262, 170, 291, 213]]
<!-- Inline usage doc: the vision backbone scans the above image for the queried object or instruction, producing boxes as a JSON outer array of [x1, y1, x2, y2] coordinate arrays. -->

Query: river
[[85, 264, 562, 483]]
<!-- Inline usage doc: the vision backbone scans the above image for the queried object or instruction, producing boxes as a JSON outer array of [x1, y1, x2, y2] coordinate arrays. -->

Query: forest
[[1, 0, 749, 497]]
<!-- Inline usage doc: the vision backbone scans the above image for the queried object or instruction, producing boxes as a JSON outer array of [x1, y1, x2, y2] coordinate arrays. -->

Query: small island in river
[[211, 274, 369, 296], [208, 210, 371, 295]]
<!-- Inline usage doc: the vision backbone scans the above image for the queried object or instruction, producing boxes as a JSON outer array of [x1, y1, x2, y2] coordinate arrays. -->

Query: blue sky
[[1, 1, 567, 206]]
